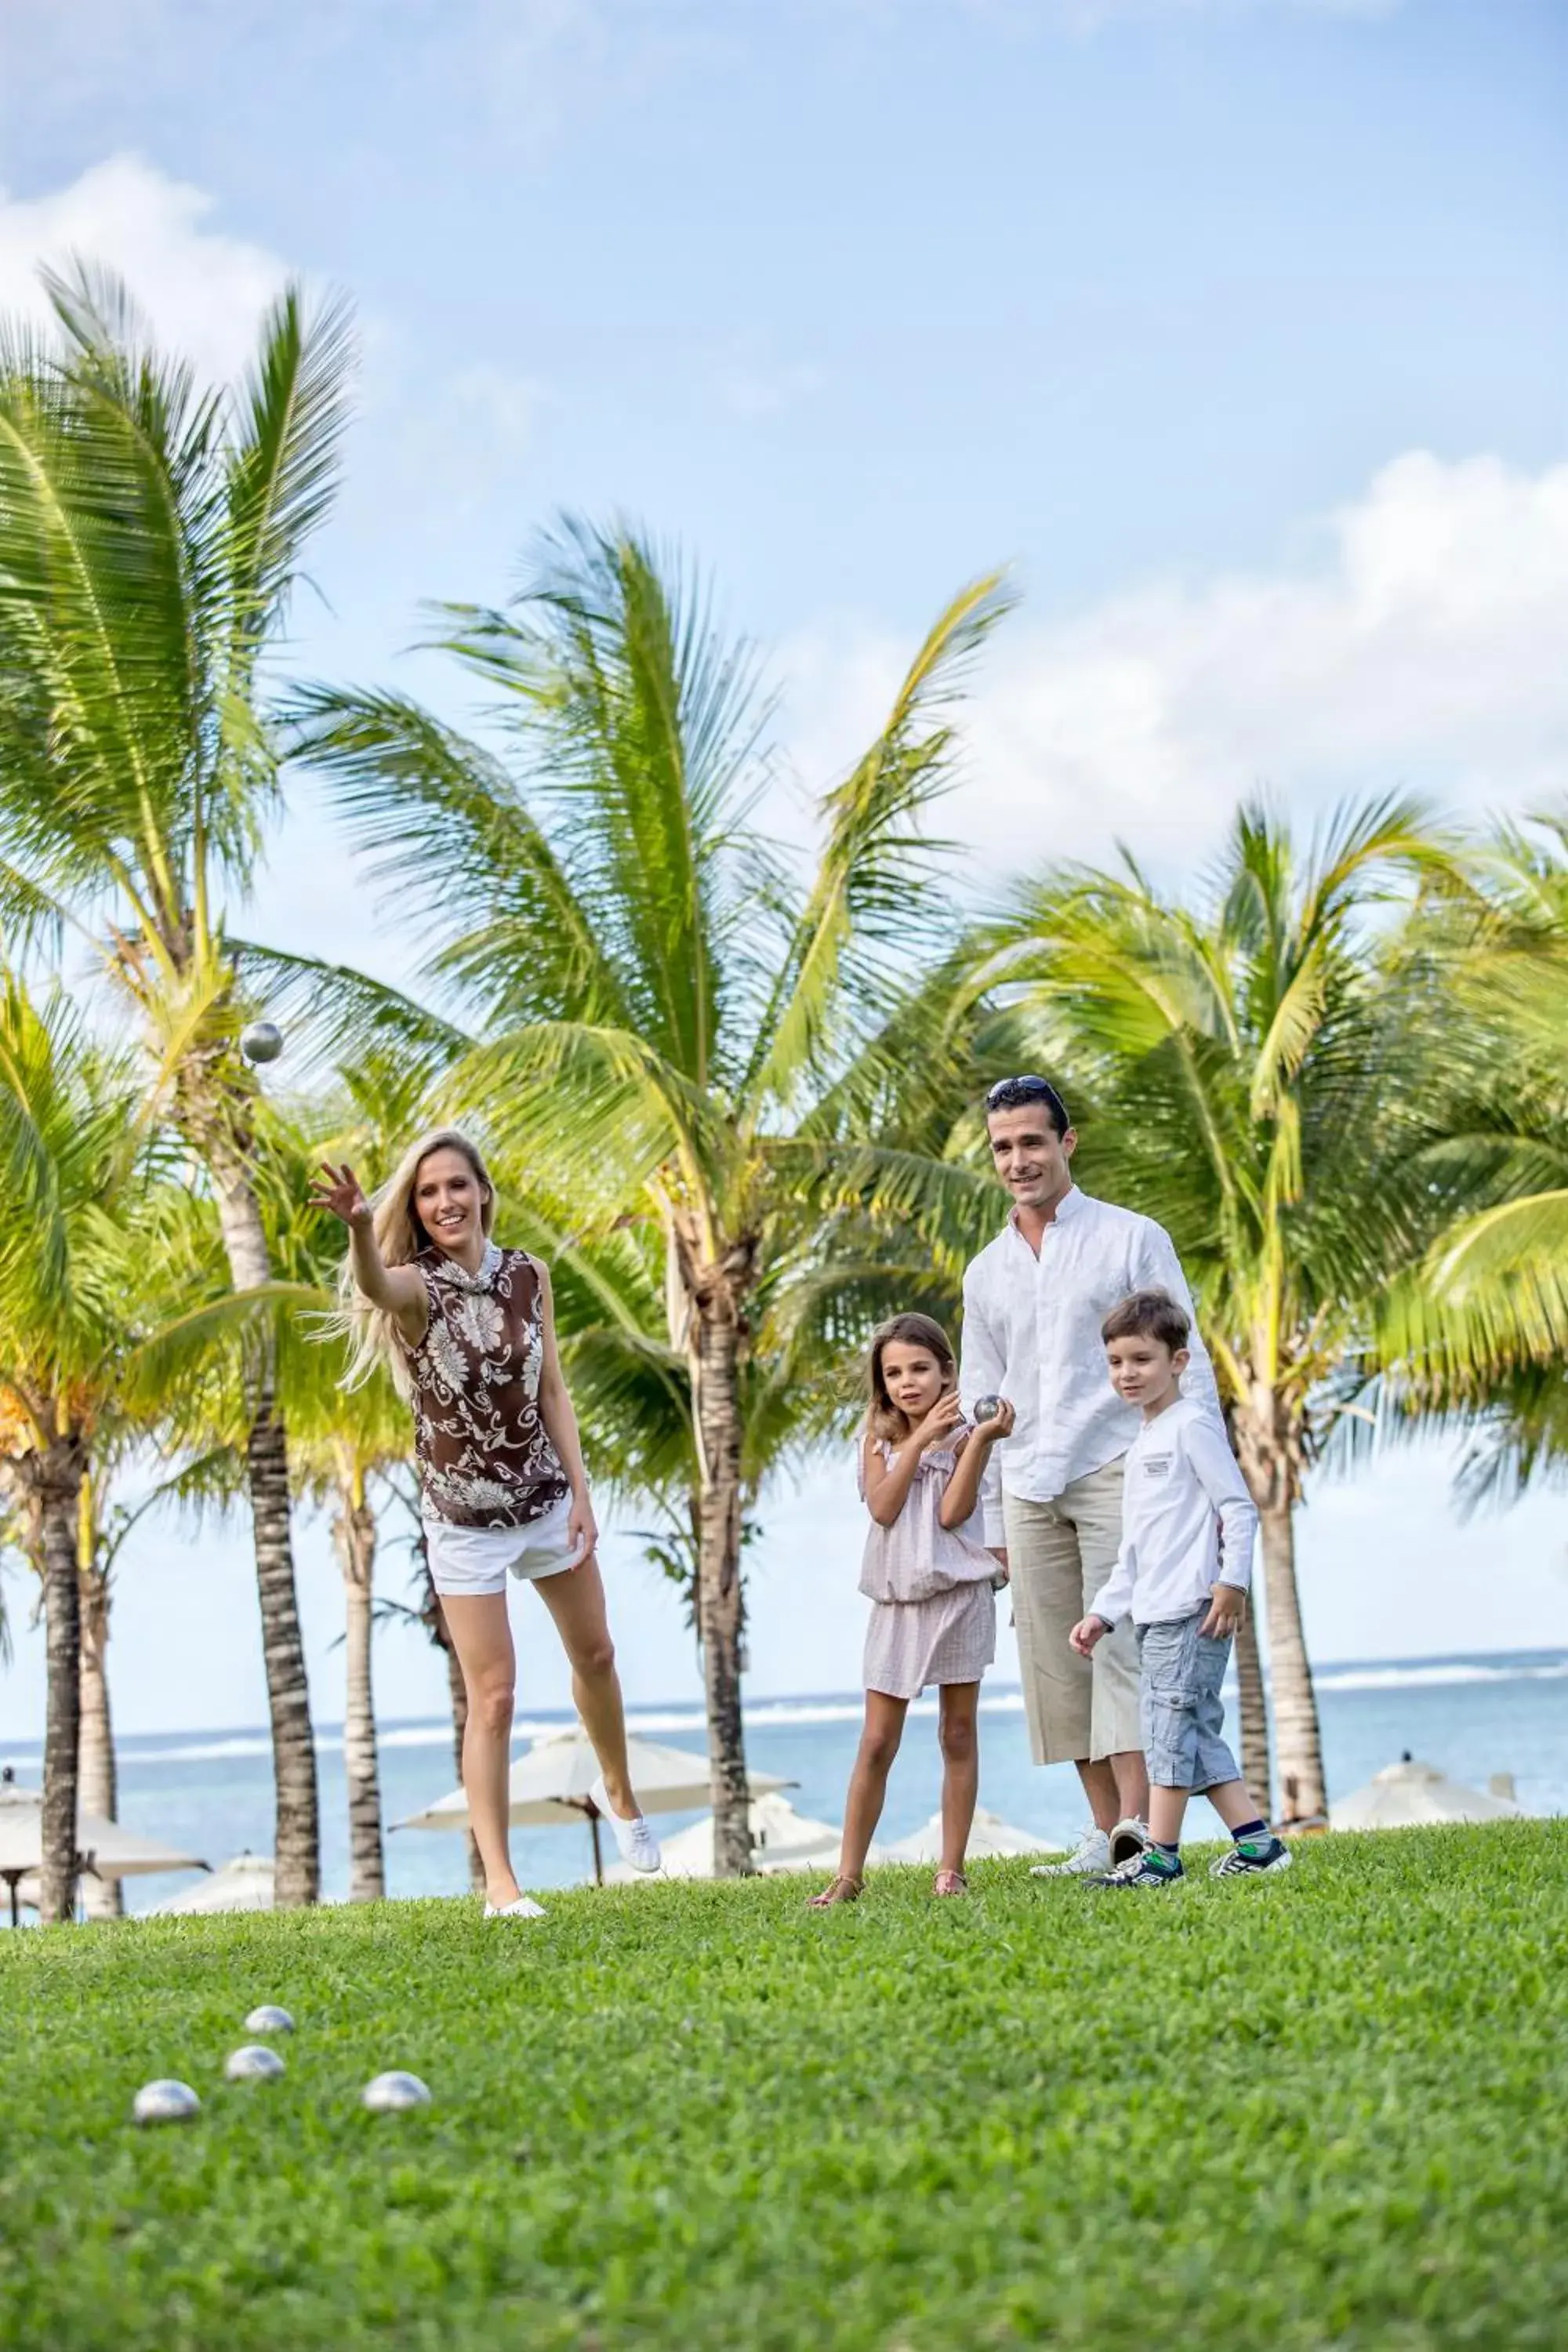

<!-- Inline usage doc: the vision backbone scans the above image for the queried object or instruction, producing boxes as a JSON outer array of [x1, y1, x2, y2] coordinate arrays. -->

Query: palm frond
[[743, 570, 1012, 1111], [284, 681, 628, 1026], [434, 520, 770, 1083]]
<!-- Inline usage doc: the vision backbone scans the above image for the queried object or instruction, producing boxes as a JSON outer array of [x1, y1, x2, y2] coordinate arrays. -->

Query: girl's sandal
[[932, 1869, 968, 1898], [807, 1875, 863, 1909]]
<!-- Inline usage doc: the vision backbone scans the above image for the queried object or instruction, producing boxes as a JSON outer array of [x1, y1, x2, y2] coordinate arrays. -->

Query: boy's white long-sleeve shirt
[[1088, 1396, 1258, 1629]]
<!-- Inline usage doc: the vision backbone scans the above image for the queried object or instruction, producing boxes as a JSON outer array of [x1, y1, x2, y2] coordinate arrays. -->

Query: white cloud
[[0, 154, 288, 383], [777, 452, 1568, 884]]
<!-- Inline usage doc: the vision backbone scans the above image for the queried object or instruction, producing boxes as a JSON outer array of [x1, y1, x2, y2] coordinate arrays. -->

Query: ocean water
[[4, 1648, 1564, 1916]]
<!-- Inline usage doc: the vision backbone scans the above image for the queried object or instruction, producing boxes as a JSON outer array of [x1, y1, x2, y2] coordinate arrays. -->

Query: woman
[[314, 1128, 660, 1916]]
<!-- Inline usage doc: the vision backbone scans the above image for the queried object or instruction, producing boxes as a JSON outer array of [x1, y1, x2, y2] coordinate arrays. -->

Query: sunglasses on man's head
[[984, 1074, 1070, 1127]]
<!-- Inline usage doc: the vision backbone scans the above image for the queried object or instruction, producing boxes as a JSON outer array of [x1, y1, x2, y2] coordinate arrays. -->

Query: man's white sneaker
[[1109, 1816, 1151, 1868], [589, 1777, 662, 1873], [1030, 1824, 1112, 1878], [483, 1893, 546, 1920]]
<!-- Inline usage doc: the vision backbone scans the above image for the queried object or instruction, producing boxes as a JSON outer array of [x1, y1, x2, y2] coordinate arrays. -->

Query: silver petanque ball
[[362, 2071, 432, 2114], [225, 2045, 286, 2082], [133, 2078, 201, 2125], [239, 1020, 285, 1066], [244, 2004, 295, 2035], [972, 1394, 1004, 1423]]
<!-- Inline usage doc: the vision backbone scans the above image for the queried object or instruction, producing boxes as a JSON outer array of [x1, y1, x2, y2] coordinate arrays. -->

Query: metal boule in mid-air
[[239, 1020, 285, 1066], [244, 2004, 295, 2034], [225, 2045, 286, 2082], [132, 2078, 201, 2125], [972, 1394, 1004, 1423], [361, 2071, 432, 2114]]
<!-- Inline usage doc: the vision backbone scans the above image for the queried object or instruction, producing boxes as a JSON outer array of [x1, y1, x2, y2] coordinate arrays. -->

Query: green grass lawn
[[2, 1824, 1565, 2351]]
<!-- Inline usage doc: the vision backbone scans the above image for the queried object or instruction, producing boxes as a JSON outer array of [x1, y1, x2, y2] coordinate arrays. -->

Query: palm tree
[[120, 1109, 407, 1906], [292, 521, 1010, 1870], [0, 974, 152, 1920], [975, 800, 1456, 1824], [1365, 818, 1568, 1505], [0, 266, 356, 1904], [1399, 821, 1568, 1363], [263, 1151, 407, 1907]]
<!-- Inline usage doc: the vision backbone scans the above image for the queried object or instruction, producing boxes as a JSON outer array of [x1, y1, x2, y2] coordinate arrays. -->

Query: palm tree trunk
[[211, 1150, 319, 1907], [247, 1397, 319, 1905], [38, 1437, 85, 1926], [78, 1561, 122, 1921], [691, 1295, 752, 1877], [1233, 1392, 1327, 1828], [336, 1486, 385, 1902], [1233, 1606, 1272, 1820], [1257, 1501, 1327, 1824]]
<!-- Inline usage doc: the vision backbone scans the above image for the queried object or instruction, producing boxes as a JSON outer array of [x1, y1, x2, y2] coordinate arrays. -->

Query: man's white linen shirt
[[1087, 1396, 1258, 1629], [959, 1185, 1224, 1544]]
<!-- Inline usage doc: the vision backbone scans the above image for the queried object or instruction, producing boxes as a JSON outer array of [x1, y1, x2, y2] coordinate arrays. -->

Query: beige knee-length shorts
[[1003, 1459, 1142, 1766]]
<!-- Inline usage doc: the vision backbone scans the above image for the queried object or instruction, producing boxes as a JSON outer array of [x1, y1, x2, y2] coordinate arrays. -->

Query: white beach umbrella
[[0, 1773, 208, 1925], [1329, 1754, 1525, 1831], [883, 1806, 1048, 1864], [151, 1853, 276, 1915], [392, 1729, 793, 1882], [608, 1791, 888, 1882]]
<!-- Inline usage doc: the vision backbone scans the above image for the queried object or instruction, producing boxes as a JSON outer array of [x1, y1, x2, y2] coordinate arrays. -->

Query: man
[[960, 1074, 1224, 1877]]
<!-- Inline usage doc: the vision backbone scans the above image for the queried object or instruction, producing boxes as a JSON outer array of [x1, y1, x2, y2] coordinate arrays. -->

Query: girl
[[312, 1129, 661, 1918], [809, 1313, 1015, 1906]]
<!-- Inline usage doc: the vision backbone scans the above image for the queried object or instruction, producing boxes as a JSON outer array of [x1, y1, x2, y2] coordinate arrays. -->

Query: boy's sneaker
[[1094, 1847, 1185, 1890], [1210, 1835, 1292, 1879], [1030, 1824, 1111, 1878], [1109, 1816, 1150, 1868]]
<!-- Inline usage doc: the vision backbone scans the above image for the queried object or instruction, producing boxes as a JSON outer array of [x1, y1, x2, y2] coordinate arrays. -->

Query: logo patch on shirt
[[1142, 1454, 1174, 1478]]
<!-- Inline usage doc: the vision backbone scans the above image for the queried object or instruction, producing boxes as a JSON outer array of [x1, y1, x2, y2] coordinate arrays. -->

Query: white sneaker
[[1109, 1815, 1151, 1868], [483, 1893, 546, 1920], [1030, 1824, 1112, 1878], [589, 1777, 662, 1873]]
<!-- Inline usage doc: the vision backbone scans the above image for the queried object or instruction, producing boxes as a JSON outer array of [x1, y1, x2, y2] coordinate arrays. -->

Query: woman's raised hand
[[310, 1162, 372, 1229]]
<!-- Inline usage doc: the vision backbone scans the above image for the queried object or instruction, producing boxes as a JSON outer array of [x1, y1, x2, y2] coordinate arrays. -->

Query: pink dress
[[858, 1437, 997, 1700]]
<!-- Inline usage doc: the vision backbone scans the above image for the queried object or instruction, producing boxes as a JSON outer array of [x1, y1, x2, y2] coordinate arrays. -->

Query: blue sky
[[2, 0, 1566, 1738]]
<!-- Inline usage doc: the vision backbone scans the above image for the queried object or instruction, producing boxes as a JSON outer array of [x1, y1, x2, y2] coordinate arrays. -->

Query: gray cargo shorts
[[1136, 1608, 1238, 1793]]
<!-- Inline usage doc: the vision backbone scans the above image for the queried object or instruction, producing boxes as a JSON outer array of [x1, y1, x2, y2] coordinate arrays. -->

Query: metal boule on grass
[[244, 2004, 295, 2034], [133, 2078, 201, 2125], [225, 2045, 286, 2082], [972, 1394, 1003, 1423], [361, 2071, 432, 2114], [239, 1020, 284, 1066]]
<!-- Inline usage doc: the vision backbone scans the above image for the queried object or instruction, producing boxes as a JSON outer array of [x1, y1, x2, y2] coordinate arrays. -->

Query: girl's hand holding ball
[[969, 1395, 1015, 1444]]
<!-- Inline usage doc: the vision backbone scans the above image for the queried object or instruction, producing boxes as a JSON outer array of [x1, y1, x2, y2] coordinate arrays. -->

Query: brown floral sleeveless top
[[405, 1242, 570, 1529]]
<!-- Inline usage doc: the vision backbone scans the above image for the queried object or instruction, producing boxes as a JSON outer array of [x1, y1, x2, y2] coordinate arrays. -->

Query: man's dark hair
[[984, 1074, 1071, 1138], [1101, 1287, 1190, 1352]]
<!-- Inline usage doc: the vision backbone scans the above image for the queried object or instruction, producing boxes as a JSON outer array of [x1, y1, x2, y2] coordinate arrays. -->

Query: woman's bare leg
[[937, 1682, 982, 1876], [439, 1592, 521, 1905], [532, 1554, 638, 1816], [836, 1692, 909, 1881]]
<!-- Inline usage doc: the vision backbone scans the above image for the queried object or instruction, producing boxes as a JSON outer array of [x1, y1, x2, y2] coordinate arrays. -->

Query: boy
[[1069, 1289, 1290, 1887]]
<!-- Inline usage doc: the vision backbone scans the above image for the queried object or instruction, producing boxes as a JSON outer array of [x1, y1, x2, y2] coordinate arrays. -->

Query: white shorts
[[423, 1496, 582, 1599]]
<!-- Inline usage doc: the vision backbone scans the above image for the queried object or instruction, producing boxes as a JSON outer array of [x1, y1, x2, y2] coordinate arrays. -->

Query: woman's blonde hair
[[335, 1127, 497, 1397], [866, 1312, 957, 1443]]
